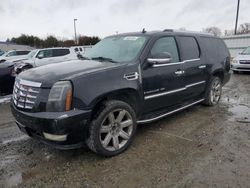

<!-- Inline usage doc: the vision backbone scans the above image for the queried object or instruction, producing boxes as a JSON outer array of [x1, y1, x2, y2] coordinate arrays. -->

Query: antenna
[[142, 28, 146, 33]]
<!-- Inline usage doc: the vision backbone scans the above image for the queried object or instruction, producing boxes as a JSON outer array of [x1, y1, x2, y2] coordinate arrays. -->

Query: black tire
[[203, 76, 222, 106], [86, 100, 137, 157]]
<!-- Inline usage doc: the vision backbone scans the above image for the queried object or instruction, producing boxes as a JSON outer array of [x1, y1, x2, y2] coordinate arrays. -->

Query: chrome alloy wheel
[[210, 79, 222, 105], [99, 109, 133, 151]]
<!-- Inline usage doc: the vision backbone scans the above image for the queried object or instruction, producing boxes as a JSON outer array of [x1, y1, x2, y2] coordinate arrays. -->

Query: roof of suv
[[111, 30, 215, 38]]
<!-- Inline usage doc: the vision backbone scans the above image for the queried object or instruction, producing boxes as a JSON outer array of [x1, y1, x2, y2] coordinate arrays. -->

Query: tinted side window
[[199, 37, 229, 60], [150, 37, 180, 63], [7, 51, 16, 56], [53, 49, 70, 57], [37, 50, 53, 58], [16, 51, 29, 55], [179, 36, 200, 60]]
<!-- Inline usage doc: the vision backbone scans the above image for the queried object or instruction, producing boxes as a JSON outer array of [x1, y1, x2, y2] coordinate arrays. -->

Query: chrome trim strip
[[183, 58, 200, 63], [186, 81, 206, 88], [153, 58, 200, 67], [137, 99, 204, 124], [144, 80, 206, 100], [19, 79, 42, 88], [145, 87, 186, 100]]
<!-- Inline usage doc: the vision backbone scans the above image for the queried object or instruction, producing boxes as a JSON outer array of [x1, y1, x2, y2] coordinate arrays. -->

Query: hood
[[18, 59, 123, 87], [0, 55, 28, 61], [234, 54, 250, 61], [0, 60, 15, 68]]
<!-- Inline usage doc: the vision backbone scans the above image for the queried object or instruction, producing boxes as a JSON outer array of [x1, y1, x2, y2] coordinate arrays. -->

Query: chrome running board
[[137, 99, 205, 124]]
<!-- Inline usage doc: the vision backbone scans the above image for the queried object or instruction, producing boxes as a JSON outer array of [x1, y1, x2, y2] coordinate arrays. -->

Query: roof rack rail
[[163, 29, 174, 32]]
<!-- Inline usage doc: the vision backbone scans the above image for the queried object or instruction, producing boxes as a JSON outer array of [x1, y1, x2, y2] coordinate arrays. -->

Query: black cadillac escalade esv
[[11, 30, 231, 156]]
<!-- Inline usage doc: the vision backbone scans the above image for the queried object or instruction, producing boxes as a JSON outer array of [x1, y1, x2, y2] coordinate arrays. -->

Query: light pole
[[74, 18, 77, 44], [234, 0, 240, 35]]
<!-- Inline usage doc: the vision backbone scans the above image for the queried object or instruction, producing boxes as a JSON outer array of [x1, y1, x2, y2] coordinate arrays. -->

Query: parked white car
[[0, 50, 30, 63], [70, 46, 92, 55], [231, 46, 250, 73], [14, 47, 79, 74]]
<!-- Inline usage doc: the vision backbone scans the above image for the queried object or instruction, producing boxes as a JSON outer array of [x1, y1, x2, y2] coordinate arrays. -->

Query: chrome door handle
[[174, 70, 185, 75], [198, 65, 206, 69]]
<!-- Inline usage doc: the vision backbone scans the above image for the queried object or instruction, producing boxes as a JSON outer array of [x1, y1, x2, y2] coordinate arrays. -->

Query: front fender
[[71, 63, 142, 110]]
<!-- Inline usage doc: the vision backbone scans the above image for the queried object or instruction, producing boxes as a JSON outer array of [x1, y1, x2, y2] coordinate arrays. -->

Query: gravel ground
[[0, 73, 249, 188]]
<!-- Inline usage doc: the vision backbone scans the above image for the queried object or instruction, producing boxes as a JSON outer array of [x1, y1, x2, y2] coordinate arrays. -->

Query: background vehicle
[[0, 50, 30, 63], [231, 46, 250, 73], [0, 50, 5, 56], [71, 46, 92, 55], [0, 50, 38, 95], [11, 30, 231, 156], [14, 47, 79, 74]]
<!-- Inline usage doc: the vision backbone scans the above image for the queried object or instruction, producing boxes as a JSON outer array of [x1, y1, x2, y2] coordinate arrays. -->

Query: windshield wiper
[[91, 56, 118, 63]]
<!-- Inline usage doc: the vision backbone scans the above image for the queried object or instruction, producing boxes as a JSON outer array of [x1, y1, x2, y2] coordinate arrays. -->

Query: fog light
[[43, 132, 67, 141]]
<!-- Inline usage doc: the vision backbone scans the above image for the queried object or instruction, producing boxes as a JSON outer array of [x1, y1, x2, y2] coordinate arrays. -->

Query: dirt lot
[[0, 73, 249, 188]]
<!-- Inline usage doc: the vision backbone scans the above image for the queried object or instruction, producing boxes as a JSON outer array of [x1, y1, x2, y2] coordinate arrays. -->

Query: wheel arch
[[90, 88, 142, 120], [212, 69, 224, 83]]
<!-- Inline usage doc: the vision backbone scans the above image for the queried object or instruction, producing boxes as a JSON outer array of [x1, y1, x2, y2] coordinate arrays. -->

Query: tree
[[224, 29, 234, 36], [62, 40, 75, 47], [203, 27, 222, 37], [238, 23, 250, 34], [78, 36, 100, 45], [43, 36, 59, 48]]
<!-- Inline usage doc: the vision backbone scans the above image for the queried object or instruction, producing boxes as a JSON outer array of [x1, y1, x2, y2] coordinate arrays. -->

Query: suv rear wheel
[[203, 76, 222, 106], [86, 100, 137, 156]]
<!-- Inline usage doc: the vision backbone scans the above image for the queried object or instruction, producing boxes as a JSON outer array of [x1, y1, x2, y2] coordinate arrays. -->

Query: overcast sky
[[0, 0, 249, 41]]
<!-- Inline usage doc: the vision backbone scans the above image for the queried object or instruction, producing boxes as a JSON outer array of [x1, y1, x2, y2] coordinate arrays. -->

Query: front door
[[35, 49, 54, 67], [141, 36, 186, 114]]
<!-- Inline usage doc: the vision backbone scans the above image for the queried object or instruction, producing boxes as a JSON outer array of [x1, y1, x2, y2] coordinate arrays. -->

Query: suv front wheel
[[86, 100, 137, 156], [203, 76, 222, 106]]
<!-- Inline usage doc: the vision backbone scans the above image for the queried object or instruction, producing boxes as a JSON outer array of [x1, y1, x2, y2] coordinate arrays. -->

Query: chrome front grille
[[13, 79, 42, 110], [239, 60, 250, 64]]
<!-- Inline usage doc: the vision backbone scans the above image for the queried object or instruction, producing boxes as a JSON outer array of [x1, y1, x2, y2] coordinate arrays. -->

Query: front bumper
[[231, 64, 250, 72], [11, 102, 91, 149]]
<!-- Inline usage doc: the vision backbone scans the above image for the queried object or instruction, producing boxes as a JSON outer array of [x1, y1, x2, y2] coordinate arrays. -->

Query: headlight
[[232, 60, 238, 64], [46, 81, 72, 112]]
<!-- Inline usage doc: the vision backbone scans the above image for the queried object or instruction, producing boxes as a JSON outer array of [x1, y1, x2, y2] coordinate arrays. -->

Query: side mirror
[[37, 54, 43, 59], [147, 52, 172, 66]]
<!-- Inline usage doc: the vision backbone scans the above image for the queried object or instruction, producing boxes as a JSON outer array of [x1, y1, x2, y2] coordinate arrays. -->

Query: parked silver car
[[0, 50, 30, 63], [231, 46, 250, 73]]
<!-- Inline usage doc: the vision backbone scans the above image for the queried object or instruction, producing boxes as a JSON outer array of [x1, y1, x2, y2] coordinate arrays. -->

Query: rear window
[[52, 49, 70, 57], [199, 37, 229, 60], [16, 51, 30, 55], [179, 36, 200, 60]]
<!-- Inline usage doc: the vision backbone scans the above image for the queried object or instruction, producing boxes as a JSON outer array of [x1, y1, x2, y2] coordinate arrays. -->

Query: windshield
[[241, 47, 250, 55], [27, 50, 38, 59], [84, 36, 147, 63]]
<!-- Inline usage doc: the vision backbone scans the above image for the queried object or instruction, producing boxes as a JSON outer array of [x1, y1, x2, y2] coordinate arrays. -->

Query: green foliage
[[78, 36, 100, 45], [8, 34, 100, 48]]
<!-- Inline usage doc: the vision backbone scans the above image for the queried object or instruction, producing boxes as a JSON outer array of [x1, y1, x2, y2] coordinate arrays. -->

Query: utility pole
[[234, 0, 240, 35], [74, 19, 78, 44]]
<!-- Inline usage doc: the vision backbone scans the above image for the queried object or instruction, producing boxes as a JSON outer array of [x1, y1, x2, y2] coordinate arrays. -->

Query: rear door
[[142, 36, 186, 113], [177, 36, 207, 100], [52, 49, 71, 63]]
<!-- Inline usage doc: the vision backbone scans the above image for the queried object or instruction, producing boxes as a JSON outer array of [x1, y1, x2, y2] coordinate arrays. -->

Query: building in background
[[222, 34, 250, 58], [0, 41, 34, 52]]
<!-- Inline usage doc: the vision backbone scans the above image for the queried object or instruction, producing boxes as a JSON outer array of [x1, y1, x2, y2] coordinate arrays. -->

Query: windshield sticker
[[123, 36, 139, 41]]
